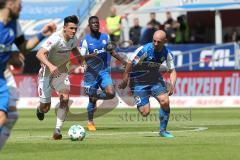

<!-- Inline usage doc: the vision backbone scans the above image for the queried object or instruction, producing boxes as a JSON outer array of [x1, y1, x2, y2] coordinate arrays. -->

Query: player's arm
[[36, 48, 59, 77], [72, 47, 86, 65], [118, 46, 144, 89], [15, 22, 56, 53], [166, 51, 177, 96], [118, 60, 132, 89], [168, 69, 176, 96], [106, 41, 126, 65], [36, 36, 59, 76], [79, 39, 98, 60]]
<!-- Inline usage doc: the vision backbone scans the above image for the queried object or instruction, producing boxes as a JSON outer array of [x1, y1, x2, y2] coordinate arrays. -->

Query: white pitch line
[[87, 127, 208, 136], [15, 127, 208, 139]]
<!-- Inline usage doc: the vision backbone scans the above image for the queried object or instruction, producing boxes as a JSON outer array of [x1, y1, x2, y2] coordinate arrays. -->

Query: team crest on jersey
[[102, 40, 107, 44]]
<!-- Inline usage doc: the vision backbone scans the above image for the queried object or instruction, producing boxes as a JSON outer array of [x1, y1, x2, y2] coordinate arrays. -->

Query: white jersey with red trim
[[39, 31, 78, 77]]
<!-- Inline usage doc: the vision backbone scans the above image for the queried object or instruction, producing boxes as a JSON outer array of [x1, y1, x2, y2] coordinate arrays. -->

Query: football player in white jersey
[[36, 15, 84, 140]]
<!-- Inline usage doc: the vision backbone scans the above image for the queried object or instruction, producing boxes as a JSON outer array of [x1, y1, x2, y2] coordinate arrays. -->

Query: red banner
[[14, 71, 240, 97]]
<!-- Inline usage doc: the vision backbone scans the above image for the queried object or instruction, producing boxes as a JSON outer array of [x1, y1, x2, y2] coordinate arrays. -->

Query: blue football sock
[[87, 101, 96, 121], [159, 107, 170, 131]]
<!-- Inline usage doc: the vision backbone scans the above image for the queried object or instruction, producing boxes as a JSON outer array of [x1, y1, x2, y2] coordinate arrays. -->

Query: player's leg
[[86, 95, 97, 131], [53, 90, 69, 140], [152, 83, 173, 138], [0, 73, 20, 151], [135, 96, 151, 117], [0, 85, 10, 150], [36, 76, 51, 120], [85, 82, 99, 131], [96, 71, 115, 100], [84, 72, 99, 131], [0, 106, 18, 151], [0, 111, 8, 151], [36, 102, 51, 120], [52, 73, 70, 139], [132, 85, 151, 117], [87, 73, 115, 131], [5, 69, 20, 130]]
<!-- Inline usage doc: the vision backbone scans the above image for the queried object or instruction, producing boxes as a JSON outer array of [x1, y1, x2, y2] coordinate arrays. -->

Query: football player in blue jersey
[[0, 0, 56, 150], [119, 30, 177, 138], [80, 16, 125, 131]]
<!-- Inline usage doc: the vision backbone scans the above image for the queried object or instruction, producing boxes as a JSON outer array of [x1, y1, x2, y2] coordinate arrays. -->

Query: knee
[[40, 103, 51, 113], [160, 99, 170, 108], [59, 94, 69, 108], [139, 107, 150, 117], [141, 111, 150, 117], [106, 90, 115, 99]]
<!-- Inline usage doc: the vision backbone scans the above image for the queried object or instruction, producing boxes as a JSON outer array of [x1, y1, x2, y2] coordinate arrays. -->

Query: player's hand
[[49, 65, 60, 77], [41, 22, 57, 37], [118, 79, 128, 89], [106, 41, 116, 52], [167, 82, 174, 96]]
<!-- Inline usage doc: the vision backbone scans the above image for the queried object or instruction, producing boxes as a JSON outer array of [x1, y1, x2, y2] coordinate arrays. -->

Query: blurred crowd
[[105, 10, 194, 45], [106, 9, 240, 45], [129, 12, 191, 45], [224, 29, 240, 43]]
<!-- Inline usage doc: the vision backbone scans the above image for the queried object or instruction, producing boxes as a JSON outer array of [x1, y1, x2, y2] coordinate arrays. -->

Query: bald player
[[119, 30, 177, 138]]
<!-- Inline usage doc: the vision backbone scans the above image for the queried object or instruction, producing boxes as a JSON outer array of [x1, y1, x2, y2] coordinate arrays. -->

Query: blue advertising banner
[[20, 0, 95, 36], [117, 43, 238, 71], [12, 0, 95, 50]]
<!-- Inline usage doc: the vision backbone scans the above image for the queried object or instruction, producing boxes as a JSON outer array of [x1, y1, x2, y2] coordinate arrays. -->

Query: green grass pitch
[[1, 108, 240, 160]]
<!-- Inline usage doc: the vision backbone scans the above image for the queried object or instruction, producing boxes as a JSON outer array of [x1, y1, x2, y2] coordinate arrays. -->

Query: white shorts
[[38, 73, 70, 103], [5, 71, 19, 107]]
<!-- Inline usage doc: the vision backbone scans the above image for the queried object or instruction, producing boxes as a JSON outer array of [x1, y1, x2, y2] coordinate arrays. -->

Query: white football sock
[[56, 107, 68, 130]]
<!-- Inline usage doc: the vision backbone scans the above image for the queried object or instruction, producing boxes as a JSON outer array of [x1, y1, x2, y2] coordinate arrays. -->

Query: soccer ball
[[68, 125, 86, 141]]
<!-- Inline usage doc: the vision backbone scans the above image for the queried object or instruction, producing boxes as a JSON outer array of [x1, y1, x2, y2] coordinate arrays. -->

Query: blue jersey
[[0, 20, 23, 112], [0, 20, 22, 80], [80, 33, 111, 74], [80, 33, 113, 92], [129, 43, 175, 85]]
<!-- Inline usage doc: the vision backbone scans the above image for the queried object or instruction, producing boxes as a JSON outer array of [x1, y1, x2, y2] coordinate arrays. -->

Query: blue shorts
[[0, 80, 9, 114], [84, 71, 113, 96], [131, 80, 167, 108]]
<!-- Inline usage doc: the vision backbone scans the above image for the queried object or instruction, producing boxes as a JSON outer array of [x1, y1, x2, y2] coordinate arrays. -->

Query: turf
[[1, 108, 240, 160]]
